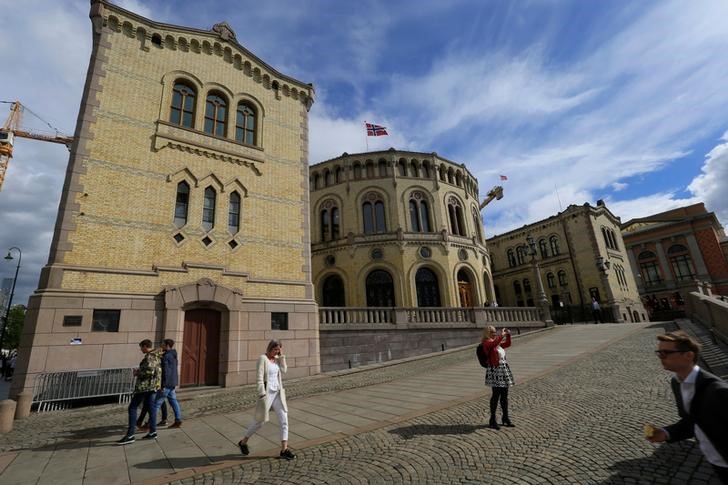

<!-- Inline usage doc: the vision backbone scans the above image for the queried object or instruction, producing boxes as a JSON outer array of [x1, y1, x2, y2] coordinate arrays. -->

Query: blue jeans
[[127, 391, 156, 436], [154, 387, 182, 422]]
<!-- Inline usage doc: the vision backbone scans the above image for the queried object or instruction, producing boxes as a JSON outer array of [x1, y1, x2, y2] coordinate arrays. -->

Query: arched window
[[550, 236, 560, 256], [410, 161, 419, 178], [638, 250, 662, 286], [507, 249, 516, 267], [362, 193, 386, 234], [422, 161, 431, 178], [439, 165, 446, 181], [324, 169, 333, 186], [668, 244, 695, 281], [539, 239, 549, 259], [170, 82, 196, 128], [516, 246, 527, 265], [447, 168, 455, 184], [447, 197, 467, 236], [378, 160, 388, 177], [228, 191, 240, 234], [353, 163, 362, 179], [335, 166, 343, 183], [558, 270, 568, 286], [523, 278, 531, 293], [174, 181, 190, 227], [365, 162, 375, 178], [204, 93, 227, 137], [547, 272, 556, 288], [366, 269, 395, 307], [311, 173, 320, 191], [322, 274, 345, 307], [472, 208, 483, 243], [202, 186, 216, 231], [415, 267, 441, 307], [235, 101, 256, 145], [398, 159, 407, 177], [320, 201, 340, 242], [409, 191, 430, 232], [514, 281, 522, 294]]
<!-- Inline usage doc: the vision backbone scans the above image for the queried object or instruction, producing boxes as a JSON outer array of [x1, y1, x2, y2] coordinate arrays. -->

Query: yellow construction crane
[[0, 100, 73, 191]]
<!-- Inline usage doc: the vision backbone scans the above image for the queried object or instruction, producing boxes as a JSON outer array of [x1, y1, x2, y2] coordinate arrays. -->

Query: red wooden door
[[182, 309, 220, 386]]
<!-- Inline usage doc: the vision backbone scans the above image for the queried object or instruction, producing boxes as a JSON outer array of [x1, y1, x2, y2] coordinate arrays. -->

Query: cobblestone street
[[0, 323, 722, 484], [174, 324, 718, 485]]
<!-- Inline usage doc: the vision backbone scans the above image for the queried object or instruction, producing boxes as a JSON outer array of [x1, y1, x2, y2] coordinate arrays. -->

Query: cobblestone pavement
[[0, 330, 501, 453], [173, 324, 720, 485]]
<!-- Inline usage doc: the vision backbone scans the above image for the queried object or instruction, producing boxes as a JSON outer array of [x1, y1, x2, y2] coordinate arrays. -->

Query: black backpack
[[476, 343, 489, 368]]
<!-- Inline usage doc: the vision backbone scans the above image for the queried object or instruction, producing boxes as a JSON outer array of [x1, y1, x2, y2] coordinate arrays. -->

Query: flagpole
[[364, 121, 369, 151]]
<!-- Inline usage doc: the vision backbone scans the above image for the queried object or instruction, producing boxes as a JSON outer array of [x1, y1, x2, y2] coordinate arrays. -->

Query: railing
[[686, 291, 728, 346], [319, 306, 544, 327], [32, 367, 135, 412]]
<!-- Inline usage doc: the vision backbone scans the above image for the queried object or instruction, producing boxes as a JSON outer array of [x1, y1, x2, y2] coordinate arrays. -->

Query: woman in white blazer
[[237, 339, 295, 460]]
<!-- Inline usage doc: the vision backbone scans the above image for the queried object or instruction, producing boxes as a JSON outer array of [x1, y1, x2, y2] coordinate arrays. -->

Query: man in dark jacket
[[154, 338, 183, 428], [647, 330, 728, 483]]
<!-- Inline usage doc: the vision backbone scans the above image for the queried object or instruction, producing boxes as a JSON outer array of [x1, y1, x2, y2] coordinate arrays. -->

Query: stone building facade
[[487, 201, 646, 323], [11, 0, 319, 397], [309, 150, 495, 310], [621, 203, 728, 318]]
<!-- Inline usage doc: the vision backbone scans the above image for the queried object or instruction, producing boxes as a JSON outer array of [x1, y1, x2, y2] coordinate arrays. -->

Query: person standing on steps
[[482, 326, 515, 430], [237, 339, 295, 460], [591, 297, 602, 324]]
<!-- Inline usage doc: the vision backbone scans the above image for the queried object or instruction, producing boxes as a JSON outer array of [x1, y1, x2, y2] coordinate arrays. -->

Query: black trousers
[[489, 386, 509, 420]]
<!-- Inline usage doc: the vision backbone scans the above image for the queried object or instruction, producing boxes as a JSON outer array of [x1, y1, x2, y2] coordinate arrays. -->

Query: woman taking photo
[[482, 326, 515, 430], [237, 339, 295, 460]]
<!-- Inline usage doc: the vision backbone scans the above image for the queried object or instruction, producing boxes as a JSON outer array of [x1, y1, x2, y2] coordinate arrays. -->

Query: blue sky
[[1, 0, 728, 305]]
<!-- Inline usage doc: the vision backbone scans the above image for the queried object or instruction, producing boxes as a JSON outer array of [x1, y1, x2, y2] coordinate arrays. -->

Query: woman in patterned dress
[[482, 325, 515, 430]]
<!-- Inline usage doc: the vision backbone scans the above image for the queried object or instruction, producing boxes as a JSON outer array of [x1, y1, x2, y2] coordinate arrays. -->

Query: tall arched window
[[638, 250, 662, 286], [409, 191, 430, 232], [447, 197, 467, 236], [523, 278, 531, 293], [547, 272, 556, 288], [170, 82, 196, 128], [335, 166, 343, 183], [362, 193, 386, 234], [539, 239, 549, 259], [366, 270, 395, 307], [550, 236, 560, 256], [353, 163, 362, 179], [377, 160, 388, 177], [558, 270, 568, 286], [319, 200, 340, 242], [174, 181, 190, 227], [516, 246, 527, 265], [235, 101, 256, 145], [668, 244, 695, 281], [415, 267, 441, 307], [322, 274, 345, 307], [422, 161, 431, 178], [202, 186, 216, 231], [398, 159, 407, 176], [472, 208, 483, 243], [410, 161, 419, 178], [228, 191, 240, 234], [324, 169, 333, 186], [204, 93, 227, 137], [365, 162, 375, 178], [507, 249, 516, 267], [514, 281, 522, 294]]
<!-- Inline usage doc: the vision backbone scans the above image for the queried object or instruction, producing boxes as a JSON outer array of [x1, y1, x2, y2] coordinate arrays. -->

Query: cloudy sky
[[1, 0, 728, 305]]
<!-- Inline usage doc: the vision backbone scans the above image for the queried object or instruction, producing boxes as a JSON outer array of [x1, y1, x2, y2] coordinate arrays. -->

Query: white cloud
[[688, 131, 728, 228]]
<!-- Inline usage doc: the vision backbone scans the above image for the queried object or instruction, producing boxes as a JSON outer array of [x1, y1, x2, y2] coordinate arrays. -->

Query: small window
[[170, 82, 196, 128], [228, 191, 241, 234], [174, 181, 190, 227], [204, 93, 227, 137], [63, 315, 83, 327], [203, 186, 216, 231], [235, 102, 256, 145], [92, 310, 120, 332], [271, 312, 288, 330]]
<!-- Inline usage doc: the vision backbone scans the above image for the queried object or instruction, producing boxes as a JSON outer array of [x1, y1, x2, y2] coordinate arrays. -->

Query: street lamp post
[[595, 255, 623, 323], [526, 235, 553, 326], [1, 247, 21, 352]]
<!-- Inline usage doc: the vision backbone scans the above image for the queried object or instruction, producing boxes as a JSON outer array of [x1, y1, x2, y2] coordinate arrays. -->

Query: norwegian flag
[[365, 122, 388, 136], [500, 175, 508, 181]]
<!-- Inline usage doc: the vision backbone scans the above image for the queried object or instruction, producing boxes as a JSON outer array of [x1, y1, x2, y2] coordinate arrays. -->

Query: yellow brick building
[[309, 150, 495, 309], [12, 0, 319, 397], [487, 201, 647, 323]]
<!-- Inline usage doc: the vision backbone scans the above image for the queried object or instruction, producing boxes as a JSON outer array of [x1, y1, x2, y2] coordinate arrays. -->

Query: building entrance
[[181, 309, 221, 386]]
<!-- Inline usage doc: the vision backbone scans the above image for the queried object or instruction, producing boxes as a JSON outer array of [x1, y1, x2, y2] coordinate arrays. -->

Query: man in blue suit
[[647, 330, 728, 483]]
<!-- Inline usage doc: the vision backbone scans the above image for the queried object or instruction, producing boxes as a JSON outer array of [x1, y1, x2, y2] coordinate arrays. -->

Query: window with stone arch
[[170, 81, 196, 128], [362, 192, 387, 234], [204, 92, 227, 137], [516, 246, 527, 265], [667, 244, 695, 281], [366, 269, 395, 307], [539, 238, 549, 258], [409, 191, 431, 233], [514, 280, 522, 294], [202, 186, 216, 231], [322, 274, 345, 307], [507, 249, 516, 267], [638, 250, 662, 286], [398, 159, 407, 177], [174, 181, 190, 227], [353, 163, 363, 179], [549, 235, 560, 256], [410, 160, 419, 178], [228, 191, 241, 234], [235, 101, 257, 145], [558, 270, 568, 286], [415, 267, 441, 307], [320, 199, 340, 242], [378, 160, 388, 177], [447, 196, 467, 236], [471, 207, 483, 243], [422, 161, 431, 178], [547, 272, 556, 289]]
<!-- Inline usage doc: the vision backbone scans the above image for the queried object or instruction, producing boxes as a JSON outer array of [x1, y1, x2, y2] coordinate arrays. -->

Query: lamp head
[[4, 252, 12, 261]]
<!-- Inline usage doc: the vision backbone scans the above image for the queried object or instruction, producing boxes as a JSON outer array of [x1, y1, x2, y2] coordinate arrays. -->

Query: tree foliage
[[2, 305, 25, 350]]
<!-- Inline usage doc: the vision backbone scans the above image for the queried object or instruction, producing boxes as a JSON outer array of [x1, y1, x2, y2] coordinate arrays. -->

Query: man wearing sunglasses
[[647, 330, 728, 483]]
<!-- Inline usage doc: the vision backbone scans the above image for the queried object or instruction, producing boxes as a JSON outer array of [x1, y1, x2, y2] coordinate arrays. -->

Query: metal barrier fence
[[32, 367, 135, 412]]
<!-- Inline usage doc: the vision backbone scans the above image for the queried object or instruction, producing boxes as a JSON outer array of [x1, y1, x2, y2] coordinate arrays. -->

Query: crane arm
[[13, 129, 73, 147]]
